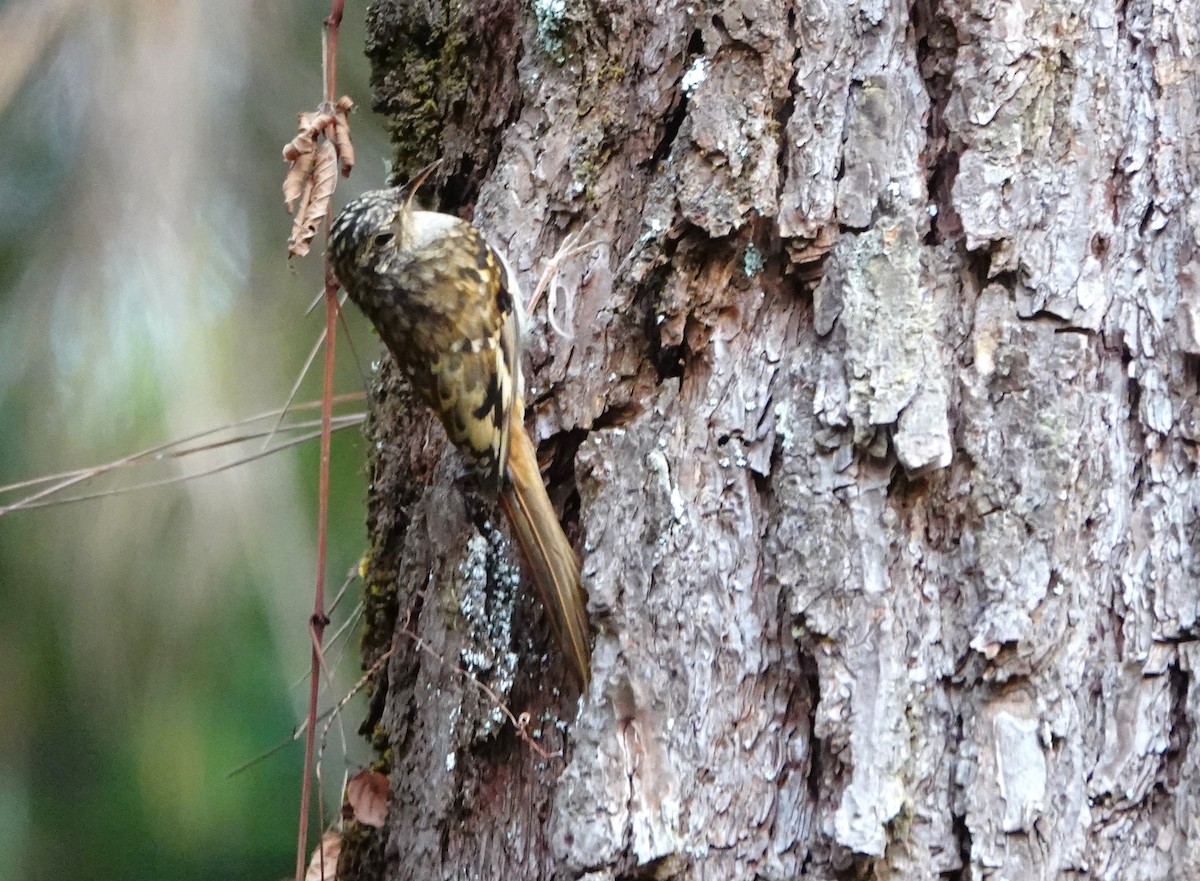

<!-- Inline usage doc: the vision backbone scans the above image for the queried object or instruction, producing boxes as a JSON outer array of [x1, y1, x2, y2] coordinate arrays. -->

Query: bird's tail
[[499, 426, 591, 688]]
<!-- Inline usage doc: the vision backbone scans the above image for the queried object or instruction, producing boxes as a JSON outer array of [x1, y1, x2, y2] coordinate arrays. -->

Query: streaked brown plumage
[[329, 184, 591, 688]]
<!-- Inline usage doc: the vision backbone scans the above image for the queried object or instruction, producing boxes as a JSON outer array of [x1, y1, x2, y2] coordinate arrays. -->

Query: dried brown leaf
[[344, 769, 389, 828], [288, 140, 338, 258], [283, 112, 314, 161], [303, 831, 341, 881], [284, 110, 335, 162], [281, 97, 356, 255], [283, 147, 317, 213], [331, 102, 354, 178], [332, 96, 355, 176], [287, 174, 316, 255]]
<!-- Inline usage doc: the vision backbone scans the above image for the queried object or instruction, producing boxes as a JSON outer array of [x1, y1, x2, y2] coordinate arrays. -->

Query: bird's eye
[[373, 231, 394, 248]]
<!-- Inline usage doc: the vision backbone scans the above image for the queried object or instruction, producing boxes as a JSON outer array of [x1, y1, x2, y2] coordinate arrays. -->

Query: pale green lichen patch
[[455, 523, 520, 737], [533, 0, 570, 63], [743, 243, 765, 277]]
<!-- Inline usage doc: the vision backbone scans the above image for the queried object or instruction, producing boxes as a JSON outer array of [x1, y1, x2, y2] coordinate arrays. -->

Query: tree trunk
[[342, 1, 1200, 879]]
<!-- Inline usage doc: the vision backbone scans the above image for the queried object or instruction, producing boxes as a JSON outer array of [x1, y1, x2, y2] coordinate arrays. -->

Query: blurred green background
[[0, 2, 391, 878]]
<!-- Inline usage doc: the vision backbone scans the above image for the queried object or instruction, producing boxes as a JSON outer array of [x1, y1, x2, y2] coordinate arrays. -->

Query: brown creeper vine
[[329, 182, 591, 688]]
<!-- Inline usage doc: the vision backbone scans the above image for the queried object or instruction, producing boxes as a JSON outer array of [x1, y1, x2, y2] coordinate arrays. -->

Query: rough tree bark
[[340, 1, 1200, 879]]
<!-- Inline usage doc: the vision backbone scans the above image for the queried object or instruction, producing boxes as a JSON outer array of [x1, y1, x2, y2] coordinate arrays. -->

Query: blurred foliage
[[0, 2, 392, 878]]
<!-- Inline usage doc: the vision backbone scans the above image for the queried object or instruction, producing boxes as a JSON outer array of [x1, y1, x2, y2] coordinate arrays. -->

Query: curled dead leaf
[[344, 769, 389, 828], [303, 831, 341, 881], [281, 96, 356, 255], [288, 139, 338, 258], [283, 146, 317, 213], [284, 110, 333, 162], [331, 99, 354, 178]]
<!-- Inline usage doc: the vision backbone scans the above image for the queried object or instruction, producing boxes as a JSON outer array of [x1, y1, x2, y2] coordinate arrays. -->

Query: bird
[[328, 177, 591, 689]]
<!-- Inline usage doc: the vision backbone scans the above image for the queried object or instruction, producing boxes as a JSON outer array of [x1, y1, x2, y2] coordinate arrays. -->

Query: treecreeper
[[328, 181, 591, 689]]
